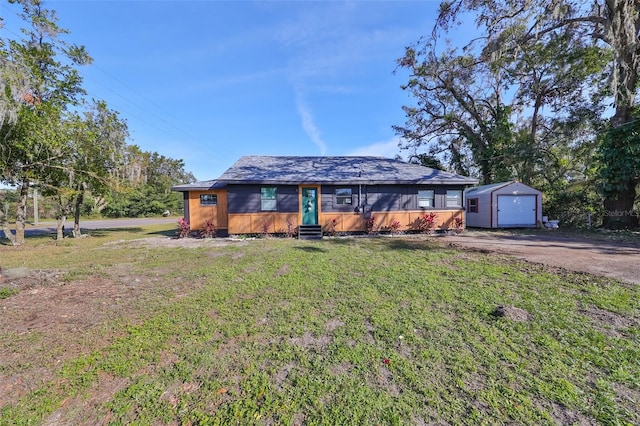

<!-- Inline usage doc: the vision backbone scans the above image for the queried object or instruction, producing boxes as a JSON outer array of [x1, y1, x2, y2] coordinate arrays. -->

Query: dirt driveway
[[441, 230, 640, 285]]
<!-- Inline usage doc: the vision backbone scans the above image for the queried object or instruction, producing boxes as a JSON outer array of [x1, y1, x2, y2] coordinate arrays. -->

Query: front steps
[[298, 224, 323, 240]]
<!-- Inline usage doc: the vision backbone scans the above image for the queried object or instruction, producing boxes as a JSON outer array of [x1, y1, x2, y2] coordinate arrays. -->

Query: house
[[464, 181, 543, 228], [171, 156, 478, 238]]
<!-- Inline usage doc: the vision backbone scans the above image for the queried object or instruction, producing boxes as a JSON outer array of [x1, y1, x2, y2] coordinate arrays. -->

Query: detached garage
[[464, 181, 542, 228]]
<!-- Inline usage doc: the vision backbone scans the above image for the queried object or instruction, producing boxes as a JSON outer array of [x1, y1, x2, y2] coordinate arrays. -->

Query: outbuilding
[[464, 181, 542, 228]]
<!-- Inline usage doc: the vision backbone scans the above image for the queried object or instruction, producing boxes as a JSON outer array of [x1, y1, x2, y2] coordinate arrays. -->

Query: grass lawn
[[0, 226, 638, 425]]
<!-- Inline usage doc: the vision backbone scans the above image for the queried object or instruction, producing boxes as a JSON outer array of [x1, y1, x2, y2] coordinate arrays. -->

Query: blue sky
[[2, 0, 440, 181]]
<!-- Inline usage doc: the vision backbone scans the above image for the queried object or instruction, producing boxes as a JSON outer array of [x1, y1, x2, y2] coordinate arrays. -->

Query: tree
[[67, 101, 128, 237], [406, 153, 445, 170], [103, 146, 195, 218], [0, 0, 91, 244], [394, 41, 515, 184], [430, 0, 638, 228]]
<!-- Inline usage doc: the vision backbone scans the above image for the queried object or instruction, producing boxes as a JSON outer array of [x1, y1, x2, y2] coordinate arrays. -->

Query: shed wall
[[465, 182, 542, 228]]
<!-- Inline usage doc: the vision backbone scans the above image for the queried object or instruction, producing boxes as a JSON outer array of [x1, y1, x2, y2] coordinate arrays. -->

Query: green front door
[[302, 187, 318, 225]]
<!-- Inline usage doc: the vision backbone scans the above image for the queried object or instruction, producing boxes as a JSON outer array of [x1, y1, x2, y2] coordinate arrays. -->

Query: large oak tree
[[398, 0, 639, 228]]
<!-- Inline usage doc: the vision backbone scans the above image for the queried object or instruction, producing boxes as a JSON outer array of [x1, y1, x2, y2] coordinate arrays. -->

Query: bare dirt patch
[[491, 304, 530, 322], [0, 257, 206, 408], [582, 306, 640, 337], [442, 231, 640, 285], [103, 236, 250, 249], [0, 273, 131, 406]]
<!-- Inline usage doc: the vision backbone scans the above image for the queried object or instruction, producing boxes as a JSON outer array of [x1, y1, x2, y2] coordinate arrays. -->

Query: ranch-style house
[[171, 156, 479, 238]]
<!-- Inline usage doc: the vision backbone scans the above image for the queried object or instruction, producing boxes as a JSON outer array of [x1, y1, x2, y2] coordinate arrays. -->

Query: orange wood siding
[[320, 209, 465, 233], [187, 190, 228, 231], [228, 213, 298, 234]]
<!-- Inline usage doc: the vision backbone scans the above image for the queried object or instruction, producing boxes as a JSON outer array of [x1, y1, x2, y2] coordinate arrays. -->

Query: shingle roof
[[217, 156, 478, 185], [171, 180, 223, 191], [172, 156, 478, 191]]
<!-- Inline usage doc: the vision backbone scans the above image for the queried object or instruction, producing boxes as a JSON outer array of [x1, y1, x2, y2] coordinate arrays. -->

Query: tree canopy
[[396, 0, 639, 228], [0, 0, 196, 243]]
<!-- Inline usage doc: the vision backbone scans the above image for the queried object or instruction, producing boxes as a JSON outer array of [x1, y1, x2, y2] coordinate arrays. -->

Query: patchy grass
[[0, 287, 17, 299], [0, 228, 638, 425]]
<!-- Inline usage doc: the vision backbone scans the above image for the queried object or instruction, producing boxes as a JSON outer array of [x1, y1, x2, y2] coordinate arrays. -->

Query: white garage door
[[497, 195, 536, 227]]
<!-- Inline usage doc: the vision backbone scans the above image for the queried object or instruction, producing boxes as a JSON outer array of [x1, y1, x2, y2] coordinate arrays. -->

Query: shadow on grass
[[147, 228, 176, 237], [84, 227, 145, 237], [293, 245, 328, 253], [1, 232, 57, 245], [321, 234, 446, 252]]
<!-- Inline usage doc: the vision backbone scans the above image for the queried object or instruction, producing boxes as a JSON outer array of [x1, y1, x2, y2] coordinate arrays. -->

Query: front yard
[[0, 227, 638, 425]]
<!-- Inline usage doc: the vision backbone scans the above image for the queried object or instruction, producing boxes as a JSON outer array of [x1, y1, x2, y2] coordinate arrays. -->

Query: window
[[467, 198, 478, 213], [446, 190, 463, 208], [200, 194, 217, 206], [261, 187, 277, 211], [335, 188, 352, 205], [418, 190, 434, 208]]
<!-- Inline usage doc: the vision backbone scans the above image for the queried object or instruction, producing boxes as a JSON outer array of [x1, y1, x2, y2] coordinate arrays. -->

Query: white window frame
[[200, 194, 217, 206], [335, 188, 353, 205], [446, 190, 463, 208], [418, 189, 434, 208], [260, 187, 277, 211]]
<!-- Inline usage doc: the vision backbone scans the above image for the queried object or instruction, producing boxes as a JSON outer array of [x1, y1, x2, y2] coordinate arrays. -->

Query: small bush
[[199, 220, 216, 238], [418, 212, 438, 234], [454, 217, 464, 234], [327, 217, 339, 237], [285, 219, 297, 238], [365, 215, 376, 234], [177, 217, 190, 238], [390, 219, 402, 235], [261, 220, 270, 237]]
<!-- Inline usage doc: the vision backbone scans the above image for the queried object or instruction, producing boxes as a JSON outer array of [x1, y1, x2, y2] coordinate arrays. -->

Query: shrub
[[285, 219, 296, 238], [365, 215, 376, 234], [200, 220, 216, 238], [327, 217, 338, 237], [418, 212, 438, 234], [261, 220, 270, 237], [454, 217, 464, 234], [390, 219, 402, 235], [177, 217, 190, 238]]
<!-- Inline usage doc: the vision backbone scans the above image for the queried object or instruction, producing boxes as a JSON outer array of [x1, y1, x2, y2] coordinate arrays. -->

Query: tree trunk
[[72, 183, 85, 238], [15, 181, 29, 245], [602, 179, 638, 229], [0, 205, 17, 244], [56, 215, 66, 241], [600, 1, 640, 229]]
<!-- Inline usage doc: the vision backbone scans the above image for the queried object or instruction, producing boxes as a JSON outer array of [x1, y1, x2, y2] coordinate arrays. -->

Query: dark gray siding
[[226, 184, 468, 214], [368, 185, 404, 211], [321, 185, 358, 213], [278, 186, 299, 213], [362, 185, 467, 211], [227, 185, 298, 213], [413, 186, 466, 209], [183, 192, 190, 221]]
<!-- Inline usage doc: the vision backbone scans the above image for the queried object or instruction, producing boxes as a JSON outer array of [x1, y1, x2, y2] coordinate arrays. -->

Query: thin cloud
[[348, 137, 403, 159], [295, 92, 327, 155]]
